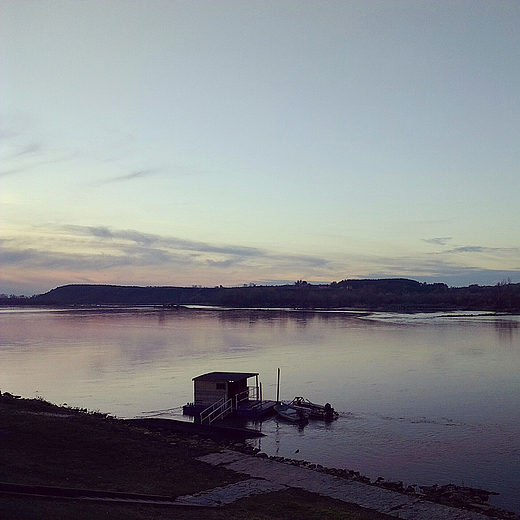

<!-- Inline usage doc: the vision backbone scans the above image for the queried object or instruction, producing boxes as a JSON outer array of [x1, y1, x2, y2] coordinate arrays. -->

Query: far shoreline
[[3, 278, 520, 313], [2, 299, 520, 315]]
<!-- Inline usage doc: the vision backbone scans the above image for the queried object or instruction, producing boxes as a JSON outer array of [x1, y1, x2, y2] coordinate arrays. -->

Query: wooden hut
[[192, 371, 259, 408]]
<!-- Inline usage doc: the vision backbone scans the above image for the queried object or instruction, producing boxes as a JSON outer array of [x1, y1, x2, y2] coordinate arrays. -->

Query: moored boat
[[274, 403, 309, 423], [289, 396, 338, 420]]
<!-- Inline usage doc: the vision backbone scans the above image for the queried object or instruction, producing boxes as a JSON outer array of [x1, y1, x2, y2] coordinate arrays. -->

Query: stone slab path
[[175, 478, 285, 506], [176, 450, 492, 519]]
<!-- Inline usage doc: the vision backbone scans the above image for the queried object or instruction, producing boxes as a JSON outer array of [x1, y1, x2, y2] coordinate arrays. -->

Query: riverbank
[[0, 392, 397, 520], [0, 393, 516, 519], [8, 278, 520, 312]]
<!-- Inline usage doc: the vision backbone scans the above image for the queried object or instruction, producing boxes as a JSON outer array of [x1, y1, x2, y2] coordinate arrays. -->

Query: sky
[[2, 0, 520, 295]]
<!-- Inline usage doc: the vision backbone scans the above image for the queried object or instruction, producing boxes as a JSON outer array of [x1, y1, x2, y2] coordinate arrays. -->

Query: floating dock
[[125, 418, 265, 439], [183, 399, 276, 420], [182, 371, 277, 423], [234, 399, 277, 419]]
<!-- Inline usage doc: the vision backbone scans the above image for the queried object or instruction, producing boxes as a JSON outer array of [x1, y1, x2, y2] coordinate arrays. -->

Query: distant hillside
[[20, 278, 520, 312], [31, 284, 219, 306]]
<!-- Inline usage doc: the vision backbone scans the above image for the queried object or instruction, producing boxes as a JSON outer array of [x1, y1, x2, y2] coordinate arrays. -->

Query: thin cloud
[[167, 238, 264, 258], [93, 165, 204, 186], [445, 246, 487, 254], [206, 258, 241, 268], [65, 225, 266, 257], [272, 253, 328, 268], [0, 243, 189, 271], [360, 251, 520, 287], [11, 142, 41, 157], [422, 237, 452, 246], [443, 246, 520, 255], [88, 226, 114, 239], [3, 225, 520, 292], [6, 224, 330, 278], [105, 168, 161, 183], [0, 248, 39, 265], [0, 166, 31, 178]]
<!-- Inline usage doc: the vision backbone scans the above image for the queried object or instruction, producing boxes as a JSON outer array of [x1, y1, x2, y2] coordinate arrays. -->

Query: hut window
[[216, 383, 226, 390]]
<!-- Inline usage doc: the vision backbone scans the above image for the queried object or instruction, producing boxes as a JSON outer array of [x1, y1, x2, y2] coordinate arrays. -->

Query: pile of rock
[[418, 484, 514, 519], [227, 444, 517, 520]]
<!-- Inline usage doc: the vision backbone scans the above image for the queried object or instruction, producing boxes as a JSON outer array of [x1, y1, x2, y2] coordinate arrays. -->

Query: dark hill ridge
[[33, 284, 218, 305], [24, 279, 520, 311]]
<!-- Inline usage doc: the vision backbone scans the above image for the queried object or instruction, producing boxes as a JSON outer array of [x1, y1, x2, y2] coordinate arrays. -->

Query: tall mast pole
[[276, 368, 280, 404]]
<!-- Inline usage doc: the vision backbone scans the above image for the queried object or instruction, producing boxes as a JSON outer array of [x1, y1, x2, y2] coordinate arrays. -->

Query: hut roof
[[193, 372, 258, 382]]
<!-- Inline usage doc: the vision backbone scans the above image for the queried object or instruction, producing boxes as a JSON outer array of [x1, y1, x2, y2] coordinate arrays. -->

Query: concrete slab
[[175, 478, 285, 506], [196, 450, 491, 520]]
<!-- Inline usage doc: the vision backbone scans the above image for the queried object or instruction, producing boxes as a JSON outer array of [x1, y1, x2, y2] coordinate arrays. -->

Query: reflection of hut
[[193, 372, 259, 408]]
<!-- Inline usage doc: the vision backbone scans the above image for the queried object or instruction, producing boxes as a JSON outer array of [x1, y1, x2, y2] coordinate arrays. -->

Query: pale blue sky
[[2, 0, 520, 295]]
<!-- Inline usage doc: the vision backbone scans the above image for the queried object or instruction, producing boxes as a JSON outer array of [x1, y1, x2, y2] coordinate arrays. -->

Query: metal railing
[[199, 384, 262, 424], [234, 390, 250, 407], [199, 398, 233, 425], [234, 385, 261, 408]]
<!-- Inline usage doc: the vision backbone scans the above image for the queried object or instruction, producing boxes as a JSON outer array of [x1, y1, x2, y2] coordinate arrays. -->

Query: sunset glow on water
[[1, 307, 519, 513]]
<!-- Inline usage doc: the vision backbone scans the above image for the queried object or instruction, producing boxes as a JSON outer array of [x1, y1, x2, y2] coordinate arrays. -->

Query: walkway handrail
[[199, 398, 233, 425], [251, 384, 259, 400], [235, 390, 249, 407], [234, 385, 259, 408], [199, 398, 224, 424]]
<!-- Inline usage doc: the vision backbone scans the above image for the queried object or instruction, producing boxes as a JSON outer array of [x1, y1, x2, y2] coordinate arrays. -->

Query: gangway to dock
[[199, 398, 233, 425]]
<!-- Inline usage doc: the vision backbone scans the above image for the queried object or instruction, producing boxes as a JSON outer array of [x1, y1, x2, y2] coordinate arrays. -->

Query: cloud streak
[[69, 225, 267, 258], [102, 168, 162, 183], [3, 225, 330, 278], [6, 142, 42, 158], [3, 224, 520, 294], [443, 245, 519, 254], [422, 237, 452, 246]]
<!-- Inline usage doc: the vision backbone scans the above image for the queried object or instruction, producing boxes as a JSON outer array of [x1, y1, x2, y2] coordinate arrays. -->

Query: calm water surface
[[1, 307, 519, 513]]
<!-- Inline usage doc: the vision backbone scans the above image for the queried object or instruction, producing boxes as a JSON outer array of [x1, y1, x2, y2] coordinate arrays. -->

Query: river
[[1, 306, 519, 513]]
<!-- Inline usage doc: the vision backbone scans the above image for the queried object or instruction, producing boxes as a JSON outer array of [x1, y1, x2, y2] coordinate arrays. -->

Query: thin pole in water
[[276, 368, 280, 404]]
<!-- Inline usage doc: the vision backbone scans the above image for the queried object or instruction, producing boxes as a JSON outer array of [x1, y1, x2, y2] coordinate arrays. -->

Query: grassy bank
[[0, 393, 394, 520]]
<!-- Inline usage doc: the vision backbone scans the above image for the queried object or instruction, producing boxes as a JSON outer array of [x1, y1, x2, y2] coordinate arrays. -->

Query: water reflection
[[1, 307, 519, 513], [495, 318, 519, 346]]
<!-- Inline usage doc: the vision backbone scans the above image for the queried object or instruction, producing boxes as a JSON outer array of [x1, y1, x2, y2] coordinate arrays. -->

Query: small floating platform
[[183, 372, 277, 422], [236, 399, 277, 419], [125, 418, 265, 439], [183, 399, 277, 420]]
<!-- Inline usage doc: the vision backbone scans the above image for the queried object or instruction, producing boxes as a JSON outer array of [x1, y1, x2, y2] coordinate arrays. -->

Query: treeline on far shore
[[3, 278, 520, 312]]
